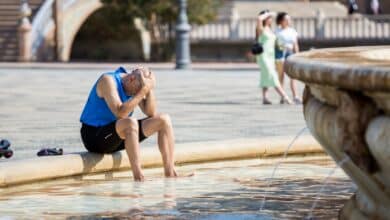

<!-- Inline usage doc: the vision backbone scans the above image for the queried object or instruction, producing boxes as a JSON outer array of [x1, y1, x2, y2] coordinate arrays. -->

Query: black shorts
[[80, 118, 148, 154]]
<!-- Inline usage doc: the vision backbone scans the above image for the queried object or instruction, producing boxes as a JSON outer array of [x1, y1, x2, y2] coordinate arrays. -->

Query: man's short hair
[[132, 68, 142, 82], [132, 67, 149, 78], [131, 67, 150, 87]]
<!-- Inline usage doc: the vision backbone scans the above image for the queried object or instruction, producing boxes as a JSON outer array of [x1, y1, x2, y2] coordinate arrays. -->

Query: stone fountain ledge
[[285, 46, 390, 220], [0, 135, 322, 188], [285, 46, 390, 92]]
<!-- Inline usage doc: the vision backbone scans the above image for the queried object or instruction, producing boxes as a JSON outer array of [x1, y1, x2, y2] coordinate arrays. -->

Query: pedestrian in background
[[275, 12, 302, 104], [348, 0, 359, 15], [255, 10, 292, 105], [371, 0, 380, 15]]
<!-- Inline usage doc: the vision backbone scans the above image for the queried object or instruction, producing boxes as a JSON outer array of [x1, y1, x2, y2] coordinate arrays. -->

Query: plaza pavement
[[0, 63, 307, 160]]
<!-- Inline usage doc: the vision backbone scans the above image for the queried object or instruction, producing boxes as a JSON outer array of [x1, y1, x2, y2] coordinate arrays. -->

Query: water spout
[[306, 155, 350, 219], [259, 127, 308, 211]]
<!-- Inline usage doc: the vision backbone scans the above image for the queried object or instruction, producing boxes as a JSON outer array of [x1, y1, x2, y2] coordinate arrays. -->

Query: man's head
[[123, 67, 151, 95]]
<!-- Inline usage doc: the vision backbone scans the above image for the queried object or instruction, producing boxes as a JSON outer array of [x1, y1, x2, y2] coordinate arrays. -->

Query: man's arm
[[97, 75, 149, 119], [139, 72, 157, 117], [139, 90, 157, 117]]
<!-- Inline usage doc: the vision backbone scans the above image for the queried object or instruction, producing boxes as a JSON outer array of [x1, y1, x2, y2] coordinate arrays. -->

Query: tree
[[101, 0, 223, 43], [73, 0, 223, 61]]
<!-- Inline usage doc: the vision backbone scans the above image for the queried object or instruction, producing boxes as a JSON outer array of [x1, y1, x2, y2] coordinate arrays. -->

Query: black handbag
[[251, 42, 263, 55]]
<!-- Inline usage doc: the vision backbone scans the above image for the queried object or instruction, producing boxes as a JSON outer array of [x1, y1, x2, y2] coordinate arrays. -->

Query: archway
[[70, 7, 143, 61], [59, 0, 103, 61], [33, 0, 149, 61]]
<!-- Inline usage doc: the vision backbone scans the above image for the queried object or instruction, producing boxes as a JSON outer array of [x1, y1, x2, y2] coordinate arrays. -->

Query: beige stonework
[[0, 136, 322, 188], [286, 46, 390, 219], [60, 0, 103, 61]]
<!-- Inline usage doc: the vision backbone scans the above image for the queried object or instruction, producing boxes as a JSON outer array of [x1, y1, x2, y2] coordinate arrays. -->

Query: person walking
[[256, 10, 292, 105], [348, 0, 359, 15], [371, 0, 380, 15], [275, 12, 302, 104]]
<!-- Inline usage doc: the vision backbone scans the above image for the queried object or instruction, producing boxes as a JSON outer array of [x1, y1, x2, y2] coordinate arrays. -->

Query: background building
[[0, 0, 389, 62]]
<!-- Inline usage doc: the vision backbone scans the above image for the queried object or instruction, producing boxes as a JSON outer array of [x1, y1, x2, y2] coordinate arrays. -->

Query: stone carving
[[286, 46, 390, 219], [336, 91, 379, 173]]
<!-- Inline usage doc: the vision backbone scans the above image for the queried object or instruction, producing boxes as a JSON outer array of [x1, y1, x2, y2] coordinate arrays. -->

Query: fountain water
[[259, 127, 308, 211], [306, 155, 350, 219]]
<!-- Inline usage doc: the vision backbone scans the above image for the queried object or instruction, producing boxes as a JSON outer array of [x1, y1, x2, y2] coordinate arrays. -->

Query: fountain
[[285, 46, 390, 219]]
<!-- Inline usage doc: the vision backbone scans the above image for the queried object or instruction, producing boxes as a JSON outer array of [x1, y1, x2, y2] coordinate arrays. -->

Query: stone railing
[[173, 14, 390, 41]]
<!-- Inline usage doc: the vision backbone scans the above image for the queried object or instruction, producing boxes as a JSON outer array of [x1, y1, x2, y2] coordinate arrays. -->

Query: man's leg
[[141, 113, 177, 177], [116, 117, 144, 181]]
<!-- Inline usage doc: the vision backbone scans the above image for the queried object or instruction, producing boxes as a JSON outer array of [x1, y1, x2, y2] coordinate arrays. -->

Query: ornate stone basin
[[285, 46, 390, 219]]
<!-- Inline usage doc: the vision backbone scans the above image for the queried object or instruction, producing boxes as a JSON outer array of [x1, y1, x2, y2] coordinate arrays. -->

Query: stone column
[[175, 0, 191, 69], [134, 18, 151, 61], [54, 0, 65, 62], [18, 0, 32, 62]]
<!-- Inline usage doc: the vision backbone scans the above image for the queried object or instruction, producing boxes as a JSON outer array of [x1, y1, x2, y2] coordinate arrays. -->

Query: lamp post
[[175, 0, 191, 69]]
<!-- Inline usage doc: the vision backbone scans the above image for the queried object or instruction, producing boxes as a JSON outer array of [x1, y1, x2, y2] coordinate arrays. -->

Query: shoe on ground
[[263, 99, 272, 105], [293, 97, 302, 105]]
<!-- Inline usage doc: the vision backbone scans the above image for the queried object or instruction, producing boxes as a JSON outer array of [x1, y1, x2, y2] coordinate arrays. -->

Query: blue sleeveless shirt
[[80, 67, 133, 127]]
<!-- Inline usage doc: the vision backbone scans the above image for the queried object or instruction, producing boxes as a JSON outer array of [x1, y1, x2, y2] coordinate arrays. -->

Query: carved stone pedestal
[[286, 46, 390, 219]]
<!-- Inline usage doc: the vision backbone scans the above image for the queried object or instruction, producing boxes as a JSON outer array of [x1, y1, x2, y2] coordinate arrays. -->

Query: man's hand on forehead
[[132, 66, 155, 90], [132, 66, 151, 78]]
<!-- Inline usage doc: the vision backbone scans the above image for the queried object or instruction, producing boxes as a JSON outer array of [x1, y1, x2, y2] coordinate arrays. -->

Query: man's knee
[[120, 117, 139, 135], [157, 113, 172, 128]]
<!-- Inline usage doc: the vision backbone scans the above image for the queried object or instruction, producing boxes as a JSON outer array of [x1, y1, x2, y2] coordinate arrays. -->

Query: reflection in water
[[163, 179, 177, 209], [0, 156, 354, 219]]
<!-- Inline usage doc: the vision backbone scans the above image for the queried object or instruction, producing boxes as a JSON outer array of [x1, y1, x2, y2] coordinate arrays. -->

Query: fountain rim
[[285, 46, 390, 92], [0, 136, 322, 188]]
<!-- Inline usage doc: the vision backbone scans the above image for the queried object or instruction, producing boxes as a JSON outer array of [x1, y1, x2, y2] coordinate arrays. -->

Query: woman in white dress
[[275, 12, 302, 104]]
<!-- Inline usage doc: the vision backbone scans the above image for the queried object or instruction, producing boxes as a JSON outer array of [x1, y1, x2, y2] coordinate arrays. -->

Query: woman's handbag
[[251, 42, 263, 55]]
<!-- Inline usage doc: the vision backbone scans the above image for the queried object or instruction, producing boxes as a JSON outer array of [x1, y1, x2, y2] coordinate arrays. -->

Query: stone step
[[0, 0, 45, 61], [0, 50, 18, 57], [0, 56, 18, 62], [0, 28, 18, 33], [0, 0, 42, 3], [0, 37, 17, 41], [0, 8, 19, 13], [0, 38, 18, 44], [0, 5, 20, 10], [0, 21, 19, 26], [0, 43, 18, 49], [0, 30, 18, 35], [0, 15, 20, 20], [1, 44, 18, 49]]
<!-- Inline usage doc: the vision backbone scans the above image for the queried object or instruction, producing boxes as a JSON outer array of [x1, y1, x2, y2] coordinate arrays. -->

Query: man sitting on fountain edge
[[79, 66, 177, 181]]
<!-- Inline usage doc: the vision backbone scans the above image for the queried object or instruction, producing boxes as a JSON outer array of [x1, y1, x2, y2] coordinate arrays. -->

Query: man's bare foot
[[179, 172, 195, 177], [133, 171, 145, 182], [165, 169, 194, 178]]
